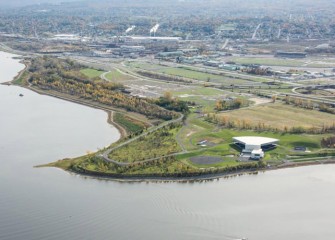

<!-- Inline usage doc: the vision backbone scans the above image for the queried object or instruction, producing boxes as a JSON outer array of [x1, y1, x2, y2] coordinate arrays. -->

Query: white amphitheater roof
[[233, 136, 279, 146]]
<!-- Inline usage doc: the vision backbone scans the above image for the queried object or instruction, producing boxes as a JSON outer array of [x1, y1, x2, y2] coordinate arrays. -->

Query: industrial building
[[233, 136, 279, 160]]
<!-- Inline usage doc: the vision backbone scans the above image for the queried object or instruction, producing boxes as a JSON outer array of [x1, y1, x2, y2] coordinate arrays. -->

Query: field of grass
[[158, 67, 254, 85], [177, 124, 332, 163], [173, 87, 230, 108], [216, 103, 335, 130], [12, 71, 29, 85], [130, 62, 258, 85], [105, 70, 132, 82], [173, 109, 334, 163], [113, 113, 146, 135], [80, 68, 104, 79], [109, 125, 182, 163], [305, 61, 335, 68]]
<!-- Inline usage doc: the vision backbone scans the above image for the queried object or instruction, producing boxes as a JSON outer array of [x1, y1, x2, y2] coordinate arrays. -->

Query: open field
[[176, 123, 334, 165], [105, 69, 133, 82], [122, 79, 191, 98], [216, 103, 335, 130], [173, 87, 232, 108], [80, 68, 104, 79], [129, 62, 263, 85], [113, 113, 147, 135], [109, 126, 182, 163]]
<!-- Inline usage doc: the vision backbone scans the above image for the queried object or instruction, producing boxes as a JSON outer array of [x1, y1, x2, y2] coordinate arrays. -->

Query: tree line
[[27, 57, 178, 120], [205, 113, 335, 134]]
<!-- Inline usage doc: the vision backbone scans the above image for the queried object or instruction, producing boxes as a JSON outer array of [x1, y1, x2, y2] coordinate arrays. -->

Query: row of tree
[[206, 113, 335, 134], [136, 70, 193, 84], [284, 95, 335, 114], [321, 137, 335, 148], [215, 98, 245, 111]]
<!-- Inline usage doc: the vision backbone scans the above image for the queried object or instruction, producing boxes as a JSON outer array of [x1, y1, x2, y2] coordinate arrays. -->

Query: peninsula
[[6, 53, 335, 181]]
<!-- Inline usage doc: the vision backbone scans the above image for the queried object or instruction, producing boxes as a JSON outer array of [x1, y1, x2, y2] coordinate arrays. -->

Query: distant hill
[[0, 0, 79, 8]]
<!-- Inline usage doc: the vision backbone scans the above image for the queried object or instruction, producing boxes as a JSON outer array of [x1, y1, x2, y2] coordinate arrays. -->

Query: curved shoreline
[[5, 60, 128, 139], [61, 158, 335, 183]]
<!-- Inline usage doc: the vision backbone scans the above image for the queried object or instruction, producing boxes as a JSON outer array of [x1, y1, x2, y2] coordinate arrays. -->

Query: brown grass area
[[217, 103, 335, 130]]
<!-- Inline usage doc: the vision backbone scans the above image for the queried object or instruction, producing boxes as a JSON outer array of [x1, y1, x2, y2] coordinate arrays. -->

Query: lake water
[[1, 51, 335, 240]]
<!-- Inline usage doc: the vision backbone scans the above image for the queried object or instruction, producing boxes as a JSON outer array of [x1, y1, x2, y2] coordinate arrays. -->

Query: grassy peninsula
[[13, 56, 335, 180]]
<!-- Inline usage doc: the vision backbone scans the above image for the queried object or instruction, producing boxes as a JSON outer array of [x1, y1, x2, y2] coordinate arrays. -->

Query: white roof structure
[[233, 137, 279, 146], [234, 136, 278, 160]]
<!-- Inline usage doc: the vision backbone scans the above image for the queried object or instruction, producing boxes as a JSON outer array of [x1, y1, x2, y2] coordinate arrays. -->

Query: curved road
[[100, 112, 184, 166]]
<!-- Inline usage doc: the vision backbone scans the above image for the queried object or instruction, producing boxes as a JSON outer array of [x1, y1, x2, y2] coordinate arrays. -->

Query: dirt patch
[[190, 156, 223, 165], [249, 97, 272, 105], [186, 130, 196, 137]]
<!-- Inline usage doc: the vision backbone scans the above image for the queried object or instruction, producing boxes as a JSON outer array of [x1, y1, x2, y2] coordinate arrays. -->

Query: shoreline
[[59, 158, 335, 183], [4, 51, 335, 183], [4, 59, 129, 139]]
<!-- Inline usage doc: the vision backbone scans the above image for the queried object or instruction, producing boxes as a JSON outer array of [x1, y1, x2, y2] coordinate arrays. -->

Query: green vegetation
[[321, 136, 335, 148], [110, 124, 182, 163], [12, 70, 29, 85], [80, 68, 104, 79], [215, 97, 247, 111], [105, 70, 131, 81], [49, 110, 335, 179], [41, 57, 335, 180], [113, 113, 146, 135], [173, 87, 227, 109], [178, 127, 333, 163], [49, 152, 259, 178], [131, 62, 257, 85], [155, 92, 190, 113]]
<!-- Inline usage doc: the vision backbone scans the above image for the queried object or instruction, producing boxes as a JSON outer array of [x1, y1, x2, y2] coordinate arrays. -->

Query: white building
[[233, 136, 279, 160]]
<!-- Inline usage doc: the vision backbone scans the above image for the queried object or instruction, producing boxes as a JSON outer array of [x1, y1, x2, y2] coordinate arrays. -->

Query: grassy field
[[173, 109, 335, 164], [216, 103, 335, 130], [129, 62, 258, 85], [80, 68, 104, 79], [157, 67, 255, 85], [105, 69, 132, 82], [177, 124, 332, 164], [113, 113, 146, 135], [173, 87, 230, 108]]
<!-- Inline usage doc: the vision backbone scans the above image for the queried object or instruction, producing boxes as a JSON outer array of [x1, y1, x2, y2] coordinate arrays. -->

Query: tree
[[163, 91, 173, 101]]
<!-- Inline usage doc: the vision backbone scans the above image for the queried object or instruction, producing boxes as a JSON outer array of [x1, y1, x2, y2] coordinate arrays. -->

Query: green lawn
[[113, 113, 145, 135], [80, 68, 104, 79], [109, 126, 182, 163], [130, 62, 260, 85], [105, 70, 132, 81], [175, 111, 333, 166], [173, 87, 228, 108]]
